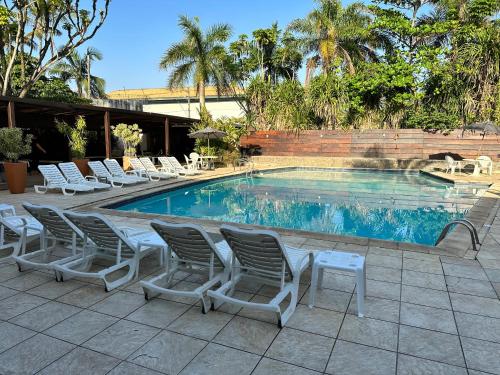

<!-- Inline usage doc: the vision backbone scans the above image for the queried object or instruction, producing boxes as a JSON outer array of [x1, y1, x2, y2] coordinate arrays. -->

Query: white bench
[[308, 251, 366, 317]]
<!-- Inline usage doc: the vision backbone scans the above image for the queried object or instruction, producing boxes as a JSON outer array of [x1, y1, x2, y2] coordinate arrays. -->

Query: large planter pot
[[3, 162, 27, 194], [72, 158, 90, 176]]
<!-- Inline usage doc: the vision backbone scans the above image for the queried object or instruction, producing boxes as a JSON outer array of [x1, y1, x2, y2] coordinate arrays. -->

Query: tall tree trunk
[[87, 53, 91, 98], [199, 80, 206, 112]]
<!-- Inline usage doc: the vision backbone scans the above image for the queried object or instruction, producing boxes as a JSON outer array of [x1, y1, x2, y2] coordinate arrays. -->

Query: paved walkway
[[0, 167, 499, 374]]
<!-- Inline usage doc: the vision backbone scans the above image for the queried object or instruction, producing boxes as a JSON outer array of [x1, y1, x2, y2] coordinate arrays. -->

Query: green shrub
[[55, 116, 88, 159], [0, 127, 33, 162], [112, 123, 143, 157]]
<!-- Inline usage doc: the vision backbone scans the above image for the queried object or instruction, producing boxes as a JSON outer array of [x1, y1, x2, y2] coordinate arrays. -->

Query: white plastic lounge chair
[[138, 157, 178, 180], [13, 203, 84, 275], [88, 161, 140, 187], [103, 159, 149, 183], [35, 165, 95, 196], [141, 220, 231, 313], [208, 225, 313, 327], [184, 154, 201, 171], [0, 205, 42, 262], [55, 211, 165, 291], [445, 156, 461, 174], [59, 162, 111, 190], [477, 156, 493, 175], [159, 156, 198, 175]]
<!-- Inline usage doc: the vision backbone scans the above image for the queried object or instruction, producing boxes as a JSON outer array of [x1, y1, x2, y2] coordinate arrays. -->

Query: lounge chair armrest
[[119, 227, 149, 237], [85, 175, 98, 182]]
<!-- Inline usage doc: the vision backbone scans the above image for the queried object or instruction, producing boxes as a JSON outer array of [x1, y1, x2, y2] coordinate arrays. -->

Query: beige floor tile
[[402, 269, 447, 290], [37, 347, 120, 375], [129, 330, 207, 374], [167, 306, 233, 340], [107, 362, 164, 375], [338, 315, 398, 351], [397, 354, 467, 375], [366, 254, 402, 269], [266, 327, 335, 372], [180, 343, 260, 375], [366, 265, 401, 283], [0, 333, 75, 374], [83, 320, 159, 360], [127, 298, 190, 329], [401, 285, 451, 310], [0, 321, 36, 353], [348, 295, 400, 322], [253, 357, 320, 375], [445, 276, 497, 298], [56, 284, 114, 308], [0, 285, 18, 300], [317, 272, 356, 293], [455, 312, 500, 343], [398, 325, 465, 367], [44, 309, 118, 345], [214, 316, 279, 355], [400, 302, 457, 334], [0, 292, 48, 319], [363, 279, 401, 301], [326, 340, 396, 375], [450, 293, 500, 318], [9, 301, 81, 331], [1, 271, 54, 291], [90, 291, 146, 318], [462, 337, 500, 374], [301, 288, 351, 312], [286, 304, 344, 337], [26, 279, 86, 299]]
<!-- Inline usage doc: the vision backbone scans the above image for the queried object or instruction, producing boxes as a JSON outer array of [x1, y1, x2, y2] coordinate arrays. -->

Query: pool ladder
[[435, 219, 480, 252]]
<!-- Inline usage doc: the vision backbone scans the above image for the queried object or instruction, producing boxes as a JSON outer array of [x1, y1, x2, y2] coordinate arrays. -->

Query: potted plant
[[111, 123, 143, 170], [56, 116, 89, 175], [0, 128, 33, 194]]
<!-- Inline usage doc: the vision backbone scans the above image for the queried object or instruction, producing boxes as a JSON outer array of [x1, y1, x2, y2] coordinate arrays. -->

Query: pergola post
[[104, 111, 111, 159], [164, 117, 170, 155], [7, 101, 16, 128]]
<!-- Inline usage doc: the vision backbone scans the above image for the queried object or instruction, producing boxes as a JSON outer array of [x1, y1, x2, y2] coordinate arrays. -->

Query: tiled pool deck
[[0, 166, 500, 375]]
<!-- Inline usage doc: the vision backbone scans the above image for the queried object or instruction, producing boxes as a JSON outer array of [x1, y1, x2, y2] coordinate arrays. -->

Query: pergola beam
[[104, 111, 111, 159]]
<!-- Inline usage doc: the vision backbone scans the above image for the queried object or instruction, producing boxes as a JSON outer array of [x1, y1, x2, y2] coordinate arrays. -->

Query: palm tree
[[288, 0, 381, 79], [159, 15, 232, 111], [53, 47, 106, 98]]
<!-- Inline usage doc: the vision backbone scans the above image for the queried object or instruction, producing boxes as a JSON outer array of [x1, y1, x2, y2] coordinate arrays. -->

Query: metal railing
[[435, 219, 480, 252]]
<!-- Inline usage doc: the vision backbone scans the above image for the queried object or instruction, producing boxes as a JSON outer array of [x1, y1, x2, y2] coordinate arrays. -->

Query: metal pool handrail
[[435, 219, 480, 252]]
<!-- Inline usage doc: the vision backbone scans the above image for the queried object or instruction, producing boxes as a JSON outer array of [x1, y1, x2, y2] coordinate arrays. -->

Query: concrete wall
[[143, 100, 244, 119]]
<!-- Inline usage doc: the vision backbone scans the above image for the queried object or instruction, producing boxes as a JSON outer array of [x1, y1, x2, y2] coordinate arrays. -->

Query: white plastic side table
[[308, 251, 366, 317]]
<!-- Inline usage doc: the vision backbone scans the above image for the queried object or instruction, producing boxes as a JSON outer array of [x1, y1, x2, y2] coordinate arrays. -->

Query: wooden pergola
[[0, 96, 198, 161]]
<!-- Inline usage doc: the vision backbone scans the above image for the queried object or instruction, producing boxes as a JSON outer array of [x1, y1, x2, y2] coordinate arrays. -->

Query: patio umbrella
[[462, 121, 500, 138], [188, 127, 227, 155]]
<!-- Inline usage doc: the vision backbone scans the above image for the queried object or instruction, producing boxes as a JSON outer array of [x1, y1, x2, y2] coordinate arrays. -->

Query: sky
[[89, 0, 319, 93]]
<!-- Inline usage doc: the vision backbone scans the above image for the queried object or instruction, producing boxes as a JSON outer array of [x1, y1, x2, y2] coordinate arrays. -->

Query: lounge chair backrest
[[477, 156, 492, 168], [189, 153, 200, 163], [103, 159, 127, 177], [445, 155, 455, 165], [23, 202, 82, 241], [139, 157, 157, 172], [158, 156, 174, 169], [151, 220, 225, 268], [0, 217, 21, 241], [220, 224, 293, 281], [167, 157, 183, 170], [89, 161, 112, 179], [38, 165, 68, 186], [59, 162, 85, 184], [63, 211, 136, 255], [129, 158, 146, 172]]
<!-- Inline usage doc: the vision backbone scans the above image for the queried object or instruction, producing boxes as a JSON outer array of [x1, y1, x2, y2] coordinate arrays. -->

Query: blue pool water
[[111, 168, 483, 245]]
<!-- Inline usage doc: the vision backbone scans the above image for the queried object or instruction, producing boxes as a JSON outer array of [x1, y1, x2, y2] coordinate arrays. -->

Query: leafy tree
[[159, 15, 232, 111], [53, 47, 106, 98], [288, 0, 382, 80], [0, 0, 109, 97]]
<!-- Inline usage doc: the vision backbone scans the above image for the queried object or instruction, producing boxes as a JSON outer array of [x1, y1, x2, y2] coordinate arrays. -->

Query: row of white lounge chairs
[[34, 156, 201, 196], [0, 203, 311, 327]]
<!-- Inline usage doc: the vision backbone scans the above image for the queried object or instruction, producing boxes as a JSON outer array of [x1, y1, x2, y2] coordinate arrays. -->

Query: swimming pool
[[111, 168, 483, 245]]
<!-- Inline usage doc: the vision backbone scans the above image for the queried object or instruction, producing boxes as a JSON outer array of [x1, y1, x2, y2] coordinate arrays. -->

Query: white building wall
[[142, 100, 245, 120]]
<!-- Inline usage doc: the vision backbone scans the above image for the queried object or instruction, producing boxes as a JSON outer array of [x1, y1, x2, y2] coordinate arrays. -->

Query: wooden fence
[[240, 129, 500, 160]]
